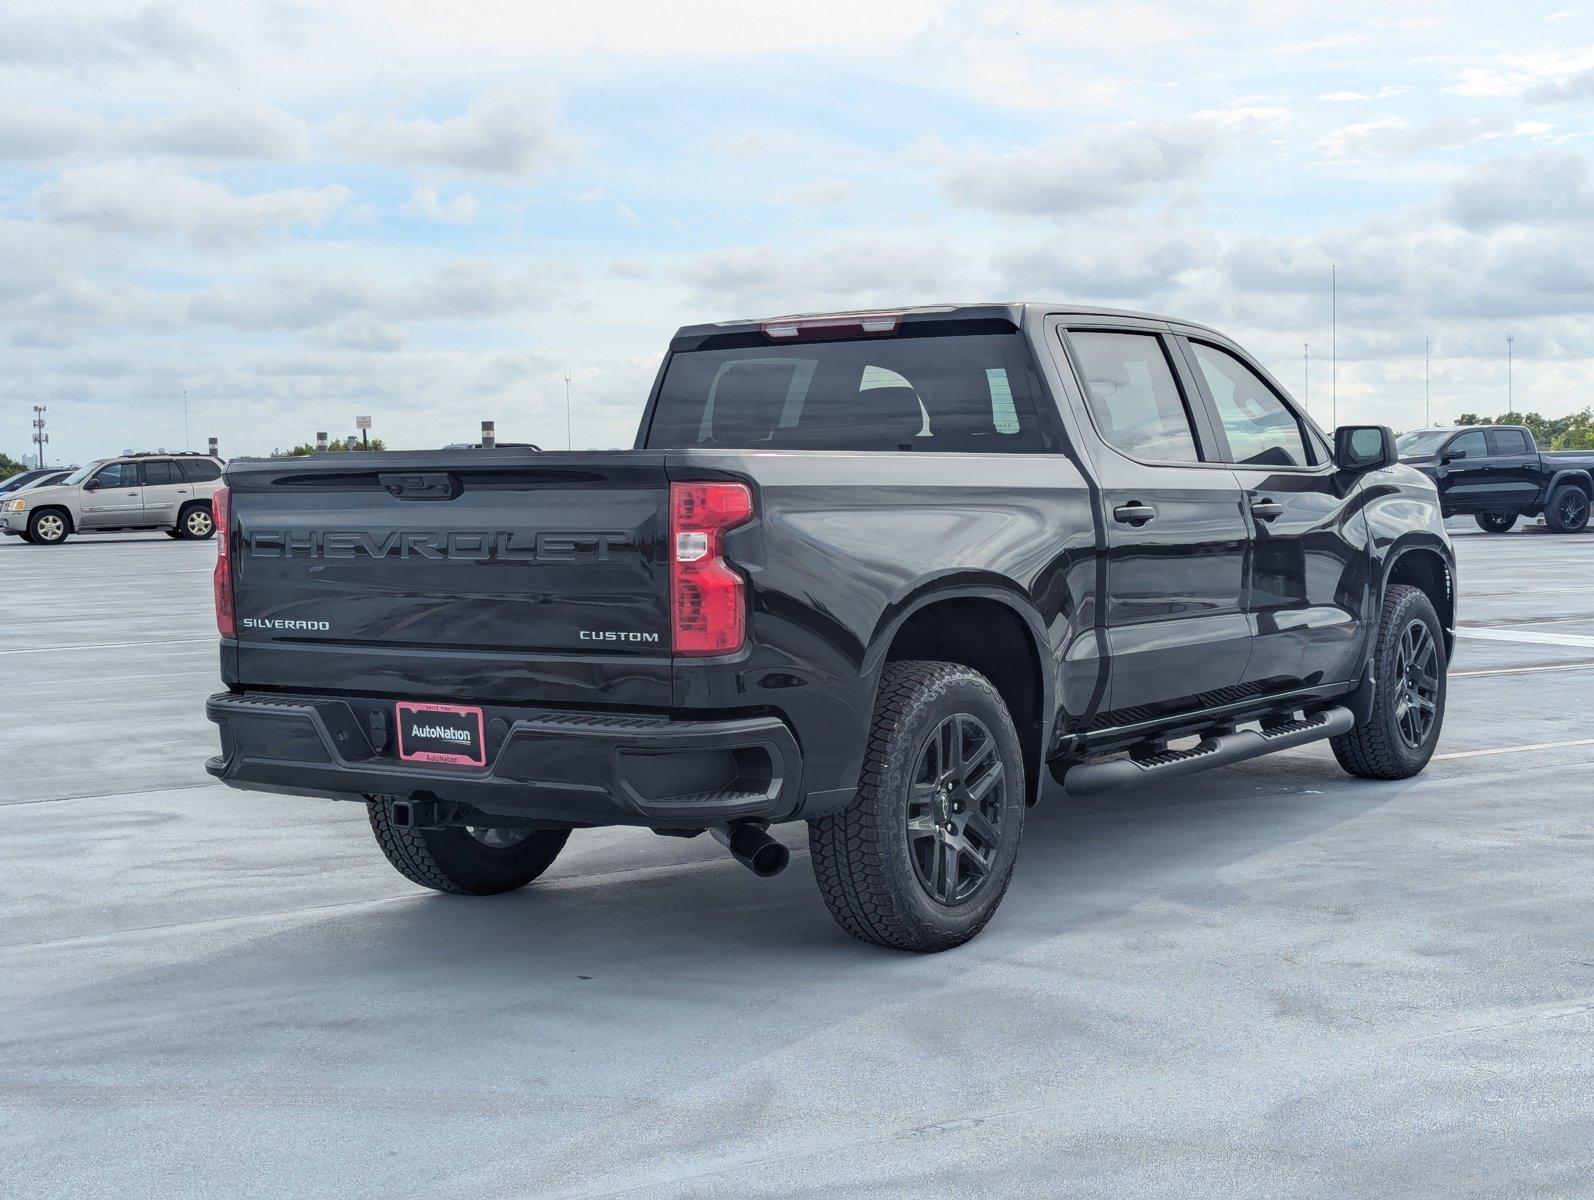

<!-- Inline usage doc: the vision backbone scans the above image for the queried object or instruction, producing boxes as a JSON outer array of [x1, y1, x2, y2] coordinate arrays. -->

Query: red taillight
[[761, 312, 901, 341], [211, 486, 234, 637], [670, 481, 753, 656]]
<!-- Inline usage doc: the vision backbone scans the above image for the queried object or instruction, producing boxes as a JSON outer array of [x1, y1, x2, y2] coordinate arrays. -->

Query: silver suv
[[0, 453, 224, 546]]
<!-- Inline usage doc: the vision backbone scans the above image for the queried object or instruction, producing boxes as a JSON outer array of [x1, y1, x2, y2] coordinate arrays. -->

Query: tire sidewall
[[417, 824, 569, 893], [179, 503, 215, 539], [1371, 589, 1447, 772], [1546, 485, 1590, 534], [28, 509, 67, 544], [869, 673, 1026, 944]]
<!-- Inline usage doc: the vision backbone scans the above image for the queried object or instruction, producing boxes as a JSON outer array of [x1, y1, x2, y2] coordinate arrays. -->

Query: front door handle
[[1113, 502, 1157, 526], [1250, 499, 1285, 521]]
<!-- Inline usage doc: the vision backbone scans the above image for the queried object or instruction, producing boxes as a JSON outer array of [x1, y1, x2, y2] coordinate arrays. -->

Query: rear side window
[[1067, 331, 1201, 463], [1189, 342, 1312, 468], [180, 458, 223, 482], [143, 460, 176, 485], [1446, 431, 1488, 459], [644, 328, 1047, 452], [1488, 428, 1531, 455]]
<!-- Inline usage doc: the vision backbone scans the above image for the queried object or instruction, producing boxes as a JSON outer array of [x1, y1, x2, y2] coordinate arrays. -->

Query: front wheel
[[28, 509, 69, 545], [1545, 484, 1590, 534], [1475, 512, 1516, 533], [366, 797, 569, 895], [808, 661, 1026, 952], [1333, 584, 1447, 779]]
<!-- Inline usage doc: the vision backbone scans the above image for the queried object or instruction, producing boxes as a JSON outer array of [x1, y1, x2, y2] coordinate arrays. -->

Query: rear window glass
[[1488, 428, 1531, 455], [180, 458, 222, 482], [643, 328, 1048, 452]]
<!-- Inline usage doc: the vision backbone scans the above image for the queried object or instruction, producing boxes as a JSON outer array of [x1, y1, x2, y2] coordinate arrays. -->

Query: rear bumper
[[205, 692, 804, 827]]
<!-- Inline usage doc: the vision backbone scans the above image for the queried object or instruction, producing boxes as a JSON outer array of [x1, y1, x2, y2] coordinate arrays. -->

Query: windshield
[[62, 460, 109, 486], [1396, 430, 1450, 457]]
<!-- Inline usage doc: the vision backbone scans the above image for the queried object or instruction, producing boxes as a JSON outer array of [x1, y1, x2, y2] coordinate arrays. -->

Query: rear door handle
[[1250, 499, 1284, 521], [1113, 502, 1157, 526]]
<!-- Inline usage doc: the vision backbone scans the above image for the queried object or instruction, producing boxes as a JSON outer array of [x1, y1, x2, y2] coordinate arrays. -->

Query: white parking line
[[1452, 661, 1594, 679], [0, 637, 213, 656], [1435, 738, 1594, 761], [1458, 627, 1594, 649]]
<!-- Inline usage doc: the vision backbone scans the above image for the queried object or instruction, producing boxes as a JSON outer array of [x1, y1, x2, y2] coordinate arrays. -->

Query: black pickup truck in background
[[1397, 424, 1594, 533], [205, 303, 1456, 951]]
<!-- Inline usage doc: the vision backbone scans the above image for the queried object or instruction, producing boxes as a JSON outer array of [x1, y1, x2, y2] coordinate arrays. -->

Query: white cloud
[[324, 81, 577, 178], [1319, 114, 1539, 160], [133, 100, 309, 160], [1319, 85, 1414, 102], [0, 100, 307, 164], [677, 239, 977, 315], [36, 163, 348, 247], [1445, 149, 1594, 229], [189, 258, 561, 330], [942, 119, 1226, 217], [0, 1, 225, 70], [403, 184, 478, 224]]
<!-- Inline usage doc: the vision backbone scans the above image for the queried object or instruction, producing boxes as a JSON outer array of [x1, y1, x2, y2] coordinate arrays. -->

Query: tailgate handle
[[380, 472, 459, 501]]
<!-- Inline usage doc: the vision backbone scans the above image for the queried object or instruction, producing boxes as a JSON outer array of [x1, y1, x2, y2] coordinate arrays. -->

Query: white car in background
[[1, 453, 224, 546]]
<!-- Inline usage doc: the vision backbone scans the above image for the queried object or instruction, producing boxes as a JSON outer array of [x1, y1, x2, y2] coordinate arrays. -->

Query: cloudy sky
[[3, 0, 1592, 464]]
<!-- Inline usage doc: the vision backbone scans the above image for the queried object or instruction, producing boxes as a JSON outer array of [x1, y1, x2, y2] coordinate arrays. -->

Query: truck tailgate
[[223, 451, 673, 707]]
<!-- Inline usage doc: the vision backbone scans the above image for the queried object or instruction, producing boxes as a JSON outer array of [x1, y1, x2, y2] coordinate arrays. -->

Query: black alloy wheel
[[1393, 618, 1440, 750], [1554, 488, 1589, 532], [907, 712, 1008, 905]]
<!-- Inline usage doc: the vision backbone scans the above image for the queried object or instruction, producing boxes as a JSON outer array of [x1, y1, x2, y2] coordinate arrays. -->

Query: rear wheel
[[177, 502, 215, 539], [1544, 484, 1590, 534], [1474, 511, 1516, 533], [808, 661, 1026, 952], [1333, 584, 1446, 780], [28, 509, 68, 545], [366, 797, 569, 895]]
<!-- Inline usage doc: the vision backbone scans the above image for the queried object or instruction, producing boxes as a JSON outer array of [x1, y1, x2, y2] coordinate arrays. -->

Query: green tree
[[274, 438, 386, 457], [1, 449, 32, 476]]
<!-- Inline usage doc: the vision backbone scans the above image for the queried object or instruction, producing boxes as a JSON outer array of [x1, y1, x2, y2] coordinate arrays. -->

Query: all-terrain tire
[[366, 796, 569, 895], [1544, 483, 1590, 534], [28, 508, 69, 545], [808, 661, 1026, 952], [1474, 512, 1516, 533], [1332, 584, 1446, 780]]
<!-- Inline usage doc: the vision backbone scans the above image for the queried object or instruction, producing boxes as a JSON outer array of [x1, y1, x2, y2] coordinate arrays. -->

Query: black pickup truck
[[205, 304, 1455, 951], [1396, 423, 1593, 533]]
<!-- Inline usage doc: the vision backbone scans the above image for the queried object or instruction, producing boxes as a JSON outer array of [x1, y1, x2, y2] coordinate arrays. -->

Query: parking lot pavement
[[2, 529, 1591, 1199]]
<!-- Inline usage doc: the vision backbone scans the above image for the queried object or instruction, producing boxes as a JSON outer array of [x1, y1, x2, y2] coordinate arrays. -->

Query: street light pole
[[1507, 335, 1514, 410]]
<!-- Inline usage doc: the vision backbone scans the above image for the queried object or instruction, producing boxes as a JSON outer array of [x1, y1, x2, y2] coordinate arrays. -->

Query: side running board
[[1063, 706, 1355, 798]]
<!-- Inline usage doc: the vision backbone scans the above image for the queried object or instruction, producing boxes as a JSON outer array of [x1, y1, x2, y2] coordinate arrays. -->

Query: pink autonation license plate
[[394, 702, 486, 767]]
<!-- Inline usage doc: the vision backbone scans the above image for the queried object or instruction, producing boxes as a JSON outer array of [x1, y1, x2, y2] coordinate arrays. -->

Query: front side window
[[645, 325, 1047, 453], [1067, 330, 1201, 463], [1190, 343, 1311, 468], [1446, 431, 1488, 460], [92, 462, 141, 489]]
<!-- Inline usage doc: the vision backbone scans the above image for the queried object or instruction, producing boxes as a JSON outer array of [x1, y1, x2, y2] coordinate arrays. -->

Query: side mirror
[[1441, 448, 1464, 464], [1335, 425, 1396, 472], [83, 479, 100, 491]]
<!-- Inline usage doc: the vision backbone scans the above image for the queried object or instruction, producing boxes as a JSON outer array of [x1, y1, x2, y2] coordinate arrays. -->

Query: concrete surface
[[2, 526, 1591, 1199]]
